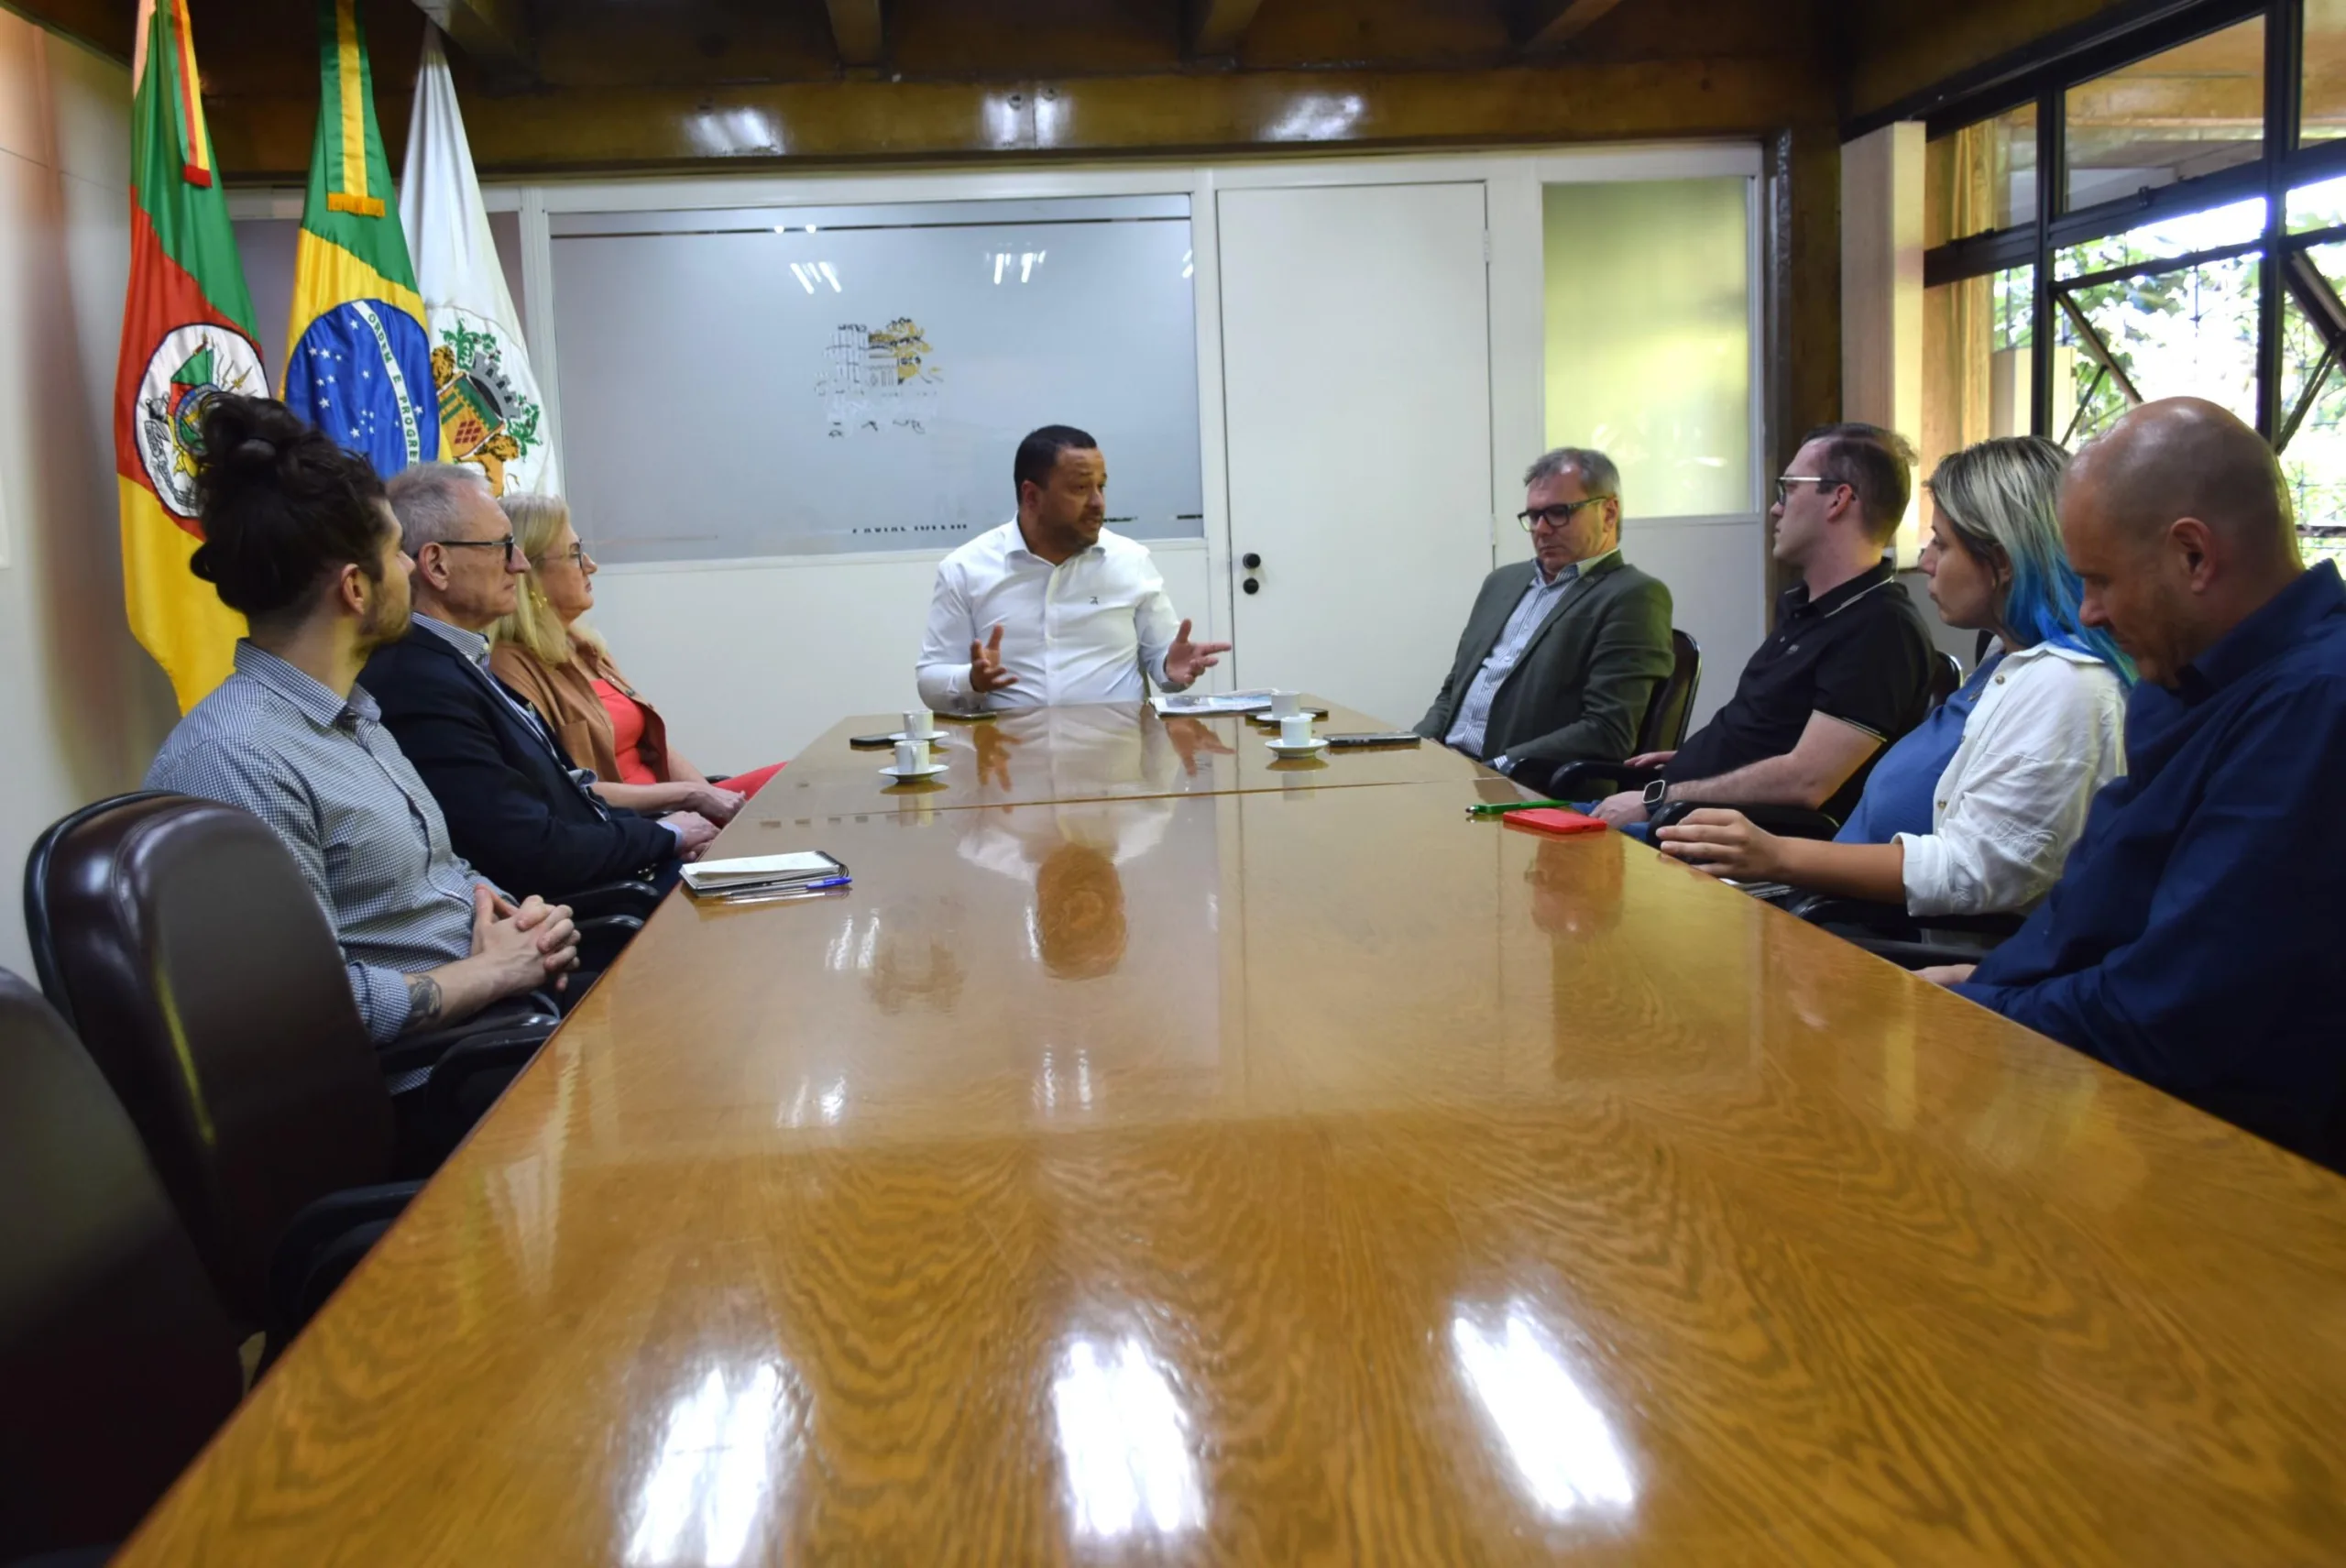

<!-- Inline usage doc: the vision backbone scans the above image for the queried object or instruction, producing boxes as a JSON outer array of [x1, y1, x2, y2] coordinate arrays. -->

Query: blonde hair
[[489, 491, 604, 666]]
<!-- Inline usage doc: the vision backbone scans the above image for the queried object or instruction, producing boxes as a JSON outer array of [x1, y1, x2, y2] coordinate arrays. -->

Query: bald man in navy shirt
[[1931, 399, 2346, 1170]]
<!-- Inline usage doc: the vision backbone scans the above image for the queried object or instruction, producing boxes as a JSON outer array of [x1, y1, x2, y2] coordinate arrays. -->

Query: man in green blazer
[[1414, 447, 1674, 779]]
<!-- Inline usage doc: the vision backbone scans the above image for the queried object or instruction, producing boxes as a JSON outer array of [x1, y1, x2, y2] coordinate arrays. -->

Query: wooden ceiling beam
[[202, 58, 1825, 180], [824, 0, 885, 68], [1513, 0, 1632, 55], [1190, 0, 1265, 60], [411, 0, 532, 76]]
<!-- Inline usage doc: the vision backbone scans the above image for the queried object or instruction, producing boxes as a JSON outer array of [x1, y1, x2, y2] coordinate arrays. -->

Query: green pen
[[1465, 799, 1572, 817]]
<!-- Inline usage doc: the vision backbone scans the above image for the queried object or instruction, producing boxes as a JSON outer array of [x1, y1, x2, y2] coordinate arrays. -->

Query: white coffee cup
[[1278, 713, 1314, 747], [893, 739, 926, 773], [1269, 691, 1302, 719], [903, 708, 937, 740]]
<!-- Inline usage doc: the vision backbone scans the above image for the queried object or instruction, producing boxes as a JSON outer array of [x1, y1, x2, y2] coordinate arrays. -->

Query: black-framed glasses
[[532, 542, 589, 569], [1516, 495, 1616, 531], [437, 533, 521, 561], [1774, 475, 1846, 505]]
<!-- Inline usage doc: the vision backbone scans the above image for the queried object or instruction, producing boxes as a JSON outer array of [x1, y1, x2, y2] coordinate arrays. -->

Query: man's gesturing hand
[[1164, 619, 1233, 687], [970, 624, 1020, 695]]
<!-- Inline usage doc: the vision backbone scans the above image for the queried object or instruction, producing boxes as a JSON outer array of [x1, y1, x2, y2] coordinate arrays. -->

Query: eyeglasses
[[437, 533, 521, 561], [532, 542, 590, 568], [1516, 495, 1616, 531], [1774, 475, 1847, 505]]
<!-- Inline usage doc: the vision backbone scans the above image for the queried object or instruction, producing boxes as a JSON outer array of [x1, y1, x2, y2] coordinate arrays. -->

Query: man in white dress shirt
[[916, 424, 1231, 712]]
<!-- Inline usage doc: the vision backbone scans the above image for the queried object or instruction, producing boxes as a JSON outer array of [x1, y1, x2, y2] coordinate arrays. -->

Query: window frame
[[1902, 0, 2346, 444]]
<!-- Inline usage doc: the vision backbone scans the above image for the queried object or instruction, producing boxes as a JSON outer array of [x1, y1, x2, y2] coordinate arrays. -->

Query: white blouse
[[1896, 641, 2128, 917]]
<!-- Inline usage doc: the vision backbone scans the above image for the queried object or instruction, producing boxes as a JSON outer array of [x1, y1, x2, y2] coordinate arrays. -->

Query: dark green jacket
[[1413, 552, 1674, 769]]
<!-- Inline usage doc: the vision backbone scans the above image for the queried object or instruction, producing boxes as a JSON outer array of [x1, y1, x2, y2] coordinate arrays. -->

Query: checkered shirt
[[144, 641, 488, 1043]]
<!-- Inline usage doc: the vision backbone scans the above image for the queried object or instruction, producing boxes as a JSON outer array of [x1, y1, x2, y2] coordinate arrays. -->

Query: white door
[[1216, 181, 1495, 729]]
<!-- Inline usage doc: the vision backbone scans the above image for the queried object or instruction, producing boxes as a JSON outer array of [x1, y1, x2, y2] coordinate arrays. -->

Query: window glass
[[1925, 104, 2037, 247], [2306, 0, 2346, 148], [2289, 173, 2346, 235], [2064, 16, 2264, 212], [2054, 247, 2262, 445], [1541, 178, 1751, 518], [2055, 195, 2265, 280], [2281, 241, 2346, 565], [1922, 266, 2034, 499]]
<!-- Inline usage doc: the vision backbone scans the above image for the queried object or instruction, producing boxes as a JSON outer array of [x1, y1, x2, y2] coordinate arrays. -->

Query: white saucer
[[878, 762, 950, 780], [1266, 736, 1331, 757], [886, 731, 948, 745]]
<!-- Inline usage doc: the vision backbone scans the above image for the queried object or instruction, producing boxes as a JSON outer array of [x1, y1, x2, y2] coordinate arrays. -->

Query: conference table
[[117, 700, 2346, 1563]]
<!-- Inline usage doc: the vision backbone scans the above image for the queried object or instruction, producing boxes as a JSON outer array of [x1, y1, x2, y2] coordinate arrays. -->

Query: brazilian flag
[[281, 0, 437, 477]]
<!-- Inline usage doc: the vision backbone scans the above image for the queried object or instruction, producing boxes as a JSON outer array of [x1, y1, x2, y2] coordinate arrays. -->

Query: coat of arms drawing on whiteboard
[[819, 317, 942, 437]]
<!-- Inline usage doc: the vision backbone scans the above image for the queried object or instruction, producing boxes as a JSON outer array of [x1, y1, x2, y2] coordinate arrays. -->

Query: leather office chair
[[23, 793, 551, 1339], [1637, 629, 1703, 756], [554, 878, 659, 970], [1781, 892, 2023, 969], [1518, 628, 1701, 801], [0, 968, 243, 1564]]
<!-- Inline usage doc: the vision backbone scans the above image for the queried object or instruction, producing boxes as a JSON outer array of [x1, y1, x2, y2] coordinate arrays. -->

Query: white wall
[[0, 16, 180, 981], [588, 539, 1213, 764], [1617, 519, 1767, 731]]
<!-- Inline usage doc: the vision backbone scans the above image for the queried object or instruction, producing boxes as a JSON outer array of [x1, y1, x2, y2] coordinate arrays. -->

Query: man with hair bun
[[144, 394, 581, 1044]]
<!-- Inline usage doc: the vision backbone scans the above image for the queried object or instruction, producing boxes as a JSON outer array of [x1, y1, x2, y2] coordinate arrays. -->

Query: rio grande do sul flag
[[281, 0, 436, 477], [113, 0, 267, 712], [400, 26, 557, 497]]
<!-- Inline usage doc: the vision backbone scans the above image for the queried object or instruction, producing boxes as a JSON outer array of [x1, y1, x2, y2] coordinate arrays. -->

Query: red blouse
[[591, 677, 661, 786]]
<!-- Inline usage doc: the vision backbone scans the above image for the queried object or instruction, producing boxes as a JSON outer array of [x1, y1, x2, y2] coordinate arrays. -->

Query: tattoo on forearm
[[404, 973, 444, 1032]]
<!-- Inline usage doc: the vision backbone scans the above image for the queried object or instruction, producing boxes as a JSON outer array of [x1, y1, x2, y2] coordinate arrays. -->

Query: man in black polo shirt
[[1590, 422, 1935, 828]]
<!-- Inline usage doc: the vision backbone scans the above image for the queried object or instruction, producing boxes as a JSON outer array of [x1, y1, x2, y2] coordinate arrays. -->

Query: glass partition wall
[[1921, 0, 2346, 563]]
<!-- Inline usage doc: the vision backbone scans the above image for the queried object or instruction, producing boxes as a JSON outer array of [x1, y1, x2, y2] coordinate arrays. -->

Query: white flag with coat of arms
[[398, 24, 558, 496]]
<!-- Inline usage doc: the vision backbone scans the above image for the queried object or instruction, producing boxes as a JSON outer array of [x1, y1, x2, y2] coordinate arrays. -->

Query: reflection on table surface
[[115, 773, 2346, 1566], [738, 698, 1501, 821]]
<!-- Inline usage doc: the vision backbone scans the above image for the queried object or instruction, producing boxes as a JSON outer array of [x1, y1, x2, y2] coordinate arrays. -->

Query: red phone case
[[1501, 807, 1608, 837]]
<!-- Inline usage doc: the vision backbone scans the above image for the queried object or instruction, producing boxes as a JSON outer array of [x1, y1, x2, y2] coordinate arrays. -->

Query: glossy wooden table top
[[121, 783, 2346, 1564], [746, 699, 1496, 818]]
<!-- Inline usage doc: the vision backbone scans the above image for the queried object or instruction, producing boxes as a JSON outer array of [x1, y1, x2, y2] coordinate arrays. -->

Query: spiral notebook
[[681, 850, 848, 895]]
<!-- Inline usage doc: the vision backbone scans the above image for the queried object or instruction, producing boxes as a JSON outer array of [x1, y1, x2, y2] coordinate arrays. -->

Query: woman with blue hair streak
[[1657, 435, 2132, 916]]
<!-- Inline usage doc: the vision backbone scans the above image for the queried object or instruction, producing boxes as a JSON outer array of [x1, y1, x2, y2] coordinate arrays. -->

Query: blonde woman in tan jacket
[[488, 493, 784, 821]]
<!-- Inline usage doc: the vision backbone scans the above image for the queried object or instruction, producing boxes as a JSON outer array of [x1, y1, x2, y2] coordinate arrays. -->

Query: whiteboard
[[547, 195, 1203, 564]]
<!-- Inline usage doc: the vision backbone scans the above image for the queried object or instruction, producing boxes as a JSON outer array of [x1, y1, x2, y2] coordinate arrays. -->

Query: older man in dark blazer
[[360, 464, 709, 901], [1415, 447, 1673, 778]]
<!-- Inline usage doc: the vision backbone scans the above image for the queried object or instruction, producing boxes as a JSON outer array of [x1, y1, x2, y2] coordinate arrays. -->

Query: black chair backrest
[[1636, 629, 1703, 755], [0, 967, 242, 1560], [1926, 651, 1964, 711], [24, 793, 396, 1322]]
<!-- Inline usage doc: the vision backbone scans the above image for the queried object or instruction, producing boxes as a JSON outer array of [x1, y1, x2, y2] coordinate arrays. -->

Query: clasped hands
[[474, 884, 581, 992]]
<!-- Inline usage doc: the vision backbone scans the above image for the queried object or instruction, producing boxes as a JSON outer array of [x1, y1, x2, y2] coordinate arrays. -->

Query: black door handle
[[1241, 552, 1262, 570], [1242, 577, 1260, 594]]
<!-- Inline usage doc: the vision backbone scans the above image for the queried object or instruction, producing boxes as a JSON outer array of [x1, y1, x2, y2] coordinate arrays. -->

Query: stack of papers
[[681, 851, 846, 897], [1150, 688, 1282, 717]]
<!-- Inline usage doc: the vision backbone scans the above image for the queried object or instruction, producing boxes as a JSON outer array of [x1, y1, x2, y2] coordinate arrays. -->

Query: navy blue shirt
[[1957, 561, 2346, 1168]]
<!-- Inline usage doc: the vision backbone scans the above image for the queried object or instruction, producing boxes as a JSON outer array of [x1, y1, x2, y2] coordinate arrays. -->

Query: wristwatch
[[1641, 777, 1671, 812]]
